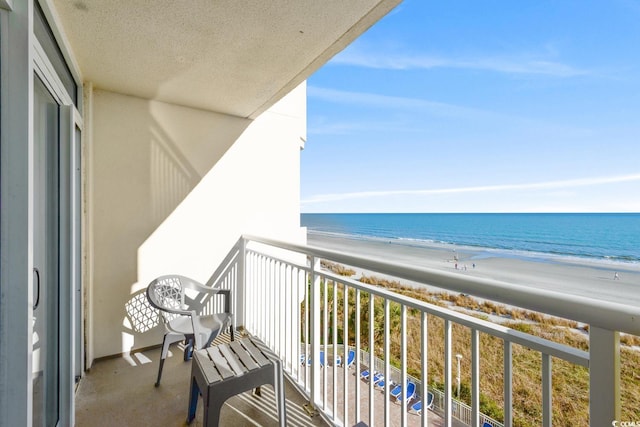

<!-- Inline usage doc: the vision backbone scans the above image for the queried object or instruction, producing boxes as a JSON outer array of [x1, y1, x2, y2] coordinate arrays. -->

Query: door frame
[[33, 32, 82, 427], [0, 0, 82, 425]]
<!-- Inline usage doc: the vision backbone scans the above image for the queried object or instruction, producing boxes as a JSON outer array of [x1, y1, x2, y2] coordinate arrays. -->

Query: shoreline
[[308, 230, 640, 271], [307, 232, 640, 307]]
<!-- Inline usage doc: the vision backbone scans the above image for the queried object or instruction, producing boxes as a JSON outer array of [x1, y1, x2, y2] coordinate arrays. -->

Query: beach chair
[[372, 372, 384, 386], [337, 349, 356, 368], [360, 369, 370, 381], [426, 391, 434, 410], [389, 383, 403, 399], [483, 423, 492, 427], [300, 354, 311, 366], [303, 351, 325, 366], [396, 381, 416, 404], [410, 400, 422, 414], [375, 377, 388, 389]]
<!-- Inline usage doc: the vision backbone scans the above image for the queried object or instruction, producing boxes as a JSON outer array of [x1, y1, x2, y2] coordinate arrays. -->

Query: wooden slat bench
[[186, 336, 287, 427]]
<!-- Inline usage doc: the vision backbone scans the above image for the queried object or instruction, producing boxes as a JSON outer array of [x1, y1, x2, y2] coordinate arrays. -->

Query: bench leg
[[187, 376, 200, 424], [205, 393, 227, 427]]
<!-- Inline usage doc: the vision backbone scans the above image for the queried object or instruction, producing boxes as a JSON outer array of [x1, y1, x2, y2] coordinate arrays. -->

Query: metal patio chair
[[146, 274, 233, 386]]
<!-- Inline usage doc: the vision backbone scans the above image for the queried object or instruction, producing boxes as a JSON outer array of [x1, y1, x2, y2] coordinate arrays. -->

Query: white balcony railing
[[208, 235, 638, 427]]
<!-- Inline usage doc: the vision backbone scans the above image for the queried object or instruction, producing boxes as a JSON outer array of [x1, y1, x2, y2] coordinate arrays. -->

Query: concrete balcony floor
[[75, 335, 460, 427], [75, 336, 327, 427]]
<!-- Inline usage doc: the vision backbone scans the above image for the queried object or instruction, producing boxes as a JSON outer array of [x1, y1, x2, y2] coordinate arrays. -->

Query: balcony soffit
[[51, 0, 401, 119]]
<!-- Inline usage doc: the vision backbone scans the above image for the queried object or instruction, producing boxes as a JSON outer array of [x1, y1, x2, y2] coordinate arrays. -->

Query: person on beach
[[614, 272, 620, 280]]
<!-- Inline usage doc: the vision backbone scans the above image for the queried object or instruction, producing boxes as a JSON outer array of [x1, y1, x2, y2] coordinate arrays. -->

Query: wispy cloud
[[301, 173, 640, 205], [331, 47, 588, 77], [308, 86, 499, 120], [307, 86, 592, 138]]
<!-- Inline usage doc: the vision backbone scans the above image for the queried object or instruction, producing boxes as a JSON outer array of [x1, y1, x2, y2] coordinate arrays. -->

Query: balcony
[[77, 235, 637, 426]]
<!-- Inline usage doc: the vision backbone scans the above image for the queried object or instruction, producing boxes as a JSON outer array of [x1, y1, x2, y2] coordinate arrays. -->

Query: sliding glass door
[[32, 75, 62, 427]]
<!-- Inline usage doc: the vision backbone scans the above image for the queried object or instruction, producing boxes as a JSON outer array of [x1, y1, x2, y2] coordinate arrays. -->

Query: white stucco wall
[[87, 84, 307, 361]]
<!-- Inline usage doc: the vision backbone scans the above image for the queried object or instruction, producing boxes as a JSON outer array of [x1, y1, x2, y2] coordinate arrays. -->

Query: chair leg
[[184, 338, 194, 361], [155, 358, 165, 387], [155, 334, 173, 387], [186, 375, 200, 424]]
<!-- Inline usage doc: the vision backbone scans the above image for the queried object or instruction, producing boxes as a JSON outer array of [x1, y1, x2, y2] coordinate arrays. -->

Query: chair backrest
[[346, 349, 356, 366], [406, 381, 416, 397], [146, 275, 210, 325], [390, 383, 402, 396]]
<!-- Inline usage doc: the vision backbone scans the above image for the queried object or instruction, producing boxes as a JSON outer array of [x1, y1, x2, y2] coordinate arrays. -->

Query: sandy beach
[[307, 233, 640, 307]]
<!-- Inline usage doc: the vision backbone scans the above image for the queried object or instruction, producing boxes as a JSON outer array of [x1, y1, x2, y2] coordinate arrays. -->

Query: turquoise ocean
[[301, 213, 640, 265]]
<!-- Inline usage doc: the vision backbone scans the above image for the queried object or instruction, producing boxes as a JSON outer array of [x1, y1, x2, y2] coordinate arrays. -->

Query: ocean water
[[301, 213, 640, 265]]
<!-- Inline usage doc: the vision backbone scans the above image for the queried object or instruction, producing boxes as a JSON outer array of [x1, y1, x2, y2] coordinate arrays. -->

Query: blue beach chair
[[410, 400, 422, 414], [300, 354, 311, 366], [375, 377, 388, 389], [360, 369, 370, 381], [426, 391, 434, 410], [389, 383, 402, 399], [337, 349, 355, 368], [372, 372, 384, 386], [396, 381, 416, 404]]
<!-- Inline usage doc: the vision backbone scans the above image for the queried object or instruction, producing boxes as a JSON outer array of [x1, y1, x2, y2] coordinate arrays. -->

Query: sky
[[300, 0, 640, 213]]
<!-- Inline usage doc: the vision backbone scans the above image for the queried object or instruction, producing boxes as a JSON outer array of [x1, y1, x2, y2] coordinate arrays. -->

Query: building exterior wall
[[86, 83, 307, 361]]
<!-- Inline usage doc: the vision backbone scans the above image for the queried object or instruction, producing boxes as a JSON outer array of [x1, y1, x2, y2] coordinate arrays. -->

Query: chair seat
[[168, 313, 231, 336]]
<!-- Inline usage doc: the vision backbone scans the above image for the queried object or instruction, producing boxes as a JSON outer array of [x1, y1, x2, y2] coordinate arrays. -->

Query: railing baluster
[[332, 279, 338, 420], [369, 293, 375, 426], [542, 353, 552, 427], [300, 267, 307, 387], [343, 282, 349, 426], [445, 319, 452, 427], [401, 304, 407, 427], [259, 255, 264, 341], [236, 239, 245, 330], [384, 298, 390, 427], [504, 340, 513, 427], [306, 268, 311, 392], [472, 329, 480, 427], [421, 311, 428, 427], [272, 259, 277, 349], [311, 256, 321, 407], [355, 288, 361, 423]]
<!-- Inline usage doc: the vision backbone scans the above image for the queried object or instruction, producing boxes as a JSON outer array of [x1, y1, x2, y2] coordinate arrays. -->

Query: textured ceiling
[[52, 0, 400, 119]]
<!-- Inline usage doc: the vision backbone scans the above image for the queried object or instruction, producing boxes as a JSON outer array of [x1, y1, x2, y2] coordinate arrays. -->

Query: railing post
[[589, 327, 620, 427]]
